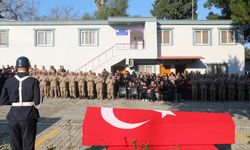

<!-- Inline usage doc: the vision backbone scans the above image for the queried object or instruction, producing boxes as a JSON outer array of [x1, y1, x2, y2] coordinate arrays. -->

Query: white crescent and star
[[101, 108, 176, 129]]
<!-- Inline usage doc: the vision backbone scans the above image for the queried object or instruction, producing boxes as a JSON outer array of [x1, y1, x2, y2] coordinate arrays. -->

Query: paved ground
[[0, 98, 250, 150]]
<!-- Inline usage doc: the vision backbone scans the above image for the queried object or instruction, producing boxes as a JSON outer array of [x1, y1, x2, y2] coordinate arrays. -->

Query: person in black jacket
[[0, 56, 41, 150]]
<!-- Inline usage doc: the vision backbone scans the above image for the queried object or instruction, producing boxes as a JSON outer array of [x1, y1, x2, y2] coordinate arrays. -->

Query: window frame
[[34, 29, 55, 47], [206, 63, 228, 74], [219, 29, 236, 45], [79, 28, 99, 46], [157, 28, 173, 46], [193, 28, 212, 46], [0, 29, 9, 48]]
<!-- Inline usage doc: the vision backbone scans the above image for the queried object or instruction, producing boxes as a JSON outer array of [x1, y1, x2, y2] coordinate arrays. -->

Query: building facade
[[0, 17, 245, 74]]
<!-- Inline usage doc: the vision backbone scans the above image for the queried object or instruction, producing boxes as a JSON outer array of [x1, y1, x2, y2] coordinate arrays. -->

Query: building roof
[[0, 17, 236, 26], [158, 20, 234, 25]]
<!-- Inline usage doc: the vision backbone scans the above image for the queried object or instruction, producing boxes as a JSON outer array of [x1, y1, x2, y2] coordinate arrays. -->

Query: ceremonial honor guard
[[0, 56, 41, 150]]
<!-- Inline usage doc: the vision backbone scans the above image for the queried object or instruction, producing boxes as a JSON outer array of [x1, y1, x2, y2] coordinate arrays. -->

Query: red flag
[[107, 145, 218, 150], [82, 107, 235, 146]]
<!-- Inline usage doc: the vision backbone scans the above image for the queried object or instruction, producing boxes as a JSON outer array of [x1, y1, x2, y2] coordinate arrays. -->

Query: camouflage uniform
[[200, 76, 207, 101], [59, 73, 68, 98], [191, 77, 199, 101], [77, 72, 86, 98], [86, 72, 94, 99], [39, 73, 49, 98], [95, 74, 104, 100], [69, 72, 77, 98], [209, 77, 217, 101], [218, 76, 226, 101], [49, 73, 58, 98], [238, 76, 246, 101], [106, 75, 115, 100], [227, 76, 236, 101]]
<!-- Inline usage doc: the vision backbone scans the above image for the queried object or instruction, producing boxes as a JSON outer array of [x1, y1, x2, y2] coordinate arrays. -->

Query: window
[[0, 30, 8, 47], [35, 30, 54, 47], [194, 29, 211, 45], [207, 63, 228, 74], [80, 29, 98, 46], [157, 29, 172, 45], [220, 29, 235, 44], [138, 65, 154, 74]]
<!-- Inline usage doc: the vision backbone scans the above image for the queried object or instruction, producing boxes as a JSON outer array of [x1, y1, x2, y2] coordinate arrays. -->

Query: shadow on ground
[[0, 117, 60, 145]]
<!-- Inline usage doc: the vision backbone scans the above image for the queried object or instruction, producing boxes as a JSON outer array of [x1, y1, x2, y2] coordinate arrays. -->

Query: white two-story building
[[0, 17, 245, 74]]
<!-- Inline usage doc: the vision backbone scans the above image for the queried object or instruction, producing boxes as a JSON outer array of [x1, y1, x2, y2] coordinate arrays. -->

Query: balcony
[[115, 42, 144, 50]]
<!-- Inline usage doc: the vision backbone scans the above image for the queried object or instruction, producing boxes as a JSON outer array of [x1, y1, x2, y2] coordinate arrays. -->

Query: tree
[[94, 0, 128, 19], [0, 0, 26, 20], [230, 0, 250, 25], [150, 0, 198, 19], [204, 0, 231, 19], [95, 0, 106, 11], [82, 12, 92, 20], [0, 0, 5, 18], [61, 5, 78, 20], [24, 0, 40, 20], [0, 0, 40, 20], [204, 0, 250, 42], [47, 5, 79, 21], [230, 0, 250, 42]]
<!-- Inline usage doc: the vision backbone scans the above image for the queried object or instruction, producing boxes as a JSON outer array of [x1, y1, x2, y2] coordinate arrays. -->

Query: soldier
[[227, 74, 236, 101], [39, 71, 49, 98], [238, 75, 246, 101], [200, 75, 208, 101], [58, 72, 68, 98], [218, 75, 226, 101], [191, 76, 199, 101], [33, 65, 39, 75], [77, 71, 86, 99], [68, 72, 76, 99], [49, 72, 58, 98], [41, 65, 47, 74], [0, 56, 41, 150], [86, 71, 94, 99], [48, 65, 56, 74], [58, 65, 66, 74], [95, 73, 104, 100], [106, 74, 115, 100], [209, 76, 217, 101]]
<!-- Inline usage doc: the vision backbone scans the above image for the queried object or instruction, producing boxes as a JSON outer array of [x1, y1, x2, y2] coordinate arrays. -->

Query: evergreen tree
[[204, 0, 231, 19], [230, 0, 250, 25], [204, 0, 250, 41], [82, 12, 92, 20], [95, 0, 128, 19], [150, 0, 198, 19]]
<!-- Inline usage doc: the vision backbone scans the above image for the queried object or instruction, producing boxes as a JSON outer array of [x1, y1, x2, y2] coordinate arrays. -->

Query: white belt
[[12, 102, 34, 106]]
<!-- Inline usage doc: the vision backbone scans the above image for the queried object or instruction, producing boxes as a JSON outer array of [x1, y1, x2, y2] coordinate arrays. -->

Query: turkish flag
[[82, 107, 235, 146], [107, 145, 218, 150]]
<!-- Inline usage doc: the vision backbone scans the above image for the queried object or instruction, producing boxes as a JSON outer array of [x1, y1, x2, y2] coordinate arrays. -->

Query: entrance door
[[160, 65, 171, 76], [130, 30, 144, 49], [175, 65, 186, 74]]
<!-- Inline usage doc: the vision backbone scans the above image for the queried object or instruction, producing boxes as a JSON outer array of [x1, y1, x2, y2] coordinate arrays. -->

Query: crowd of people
[[1, 64, 250, 102]]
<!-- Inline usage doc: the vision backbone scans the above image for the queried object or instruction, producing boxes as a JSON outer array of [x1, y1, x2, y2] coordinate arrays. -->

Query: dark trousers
[[9, 119, 37, 150]]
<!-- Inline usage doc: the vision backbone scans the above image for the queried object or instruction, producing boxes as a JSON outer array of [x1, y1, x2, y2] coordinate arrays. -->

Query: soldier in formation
[[8, 64, 250, 101]]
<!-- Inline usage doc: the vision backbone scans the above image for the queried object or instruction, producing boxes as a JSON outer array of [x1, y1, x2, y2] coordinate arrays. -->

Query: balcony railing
[[115, 42, 144, 50], [75, 46, 115, 72], [75, 42, 145, 72]]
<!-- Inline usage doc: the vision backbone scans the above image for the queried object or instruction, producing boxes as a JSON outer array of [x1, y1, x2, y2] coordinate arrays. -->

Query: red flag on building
[[82, 107, 235, 146]]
